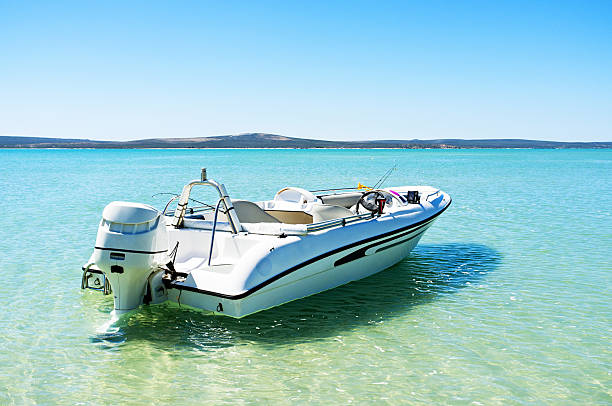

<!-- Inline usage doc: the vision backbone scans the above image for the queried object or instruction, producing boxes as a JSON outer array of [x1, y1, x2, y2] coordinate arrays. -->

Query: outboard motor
[[92, 201, 169, 313]]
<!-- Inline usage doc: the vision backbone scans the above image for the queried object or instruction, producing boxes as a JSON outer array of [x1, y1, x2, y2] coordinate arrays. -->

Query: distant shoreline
[[2, 147, 611, 151], [1, 133, 611, 149]]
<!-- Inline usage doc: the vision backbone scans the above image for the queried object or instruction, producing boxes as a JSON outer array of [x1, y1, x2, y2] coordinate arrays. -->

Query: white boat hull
[[166, 215, 435, 318], [82, 175, 451, 318]]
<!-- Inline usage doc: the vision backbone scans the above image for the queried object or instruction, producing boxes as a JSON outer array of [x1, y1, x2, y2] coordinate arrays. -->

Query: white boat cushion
[[232, 200, 281, 224], [318, 192, 362, 208], [274, 187, 320, 204], [310, 204, 354, 223]]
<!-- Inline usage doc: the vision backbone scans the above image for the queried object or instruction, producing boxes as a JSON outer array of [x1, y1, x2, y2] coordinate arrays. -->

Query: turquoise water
[[0, 149, 610, 404]]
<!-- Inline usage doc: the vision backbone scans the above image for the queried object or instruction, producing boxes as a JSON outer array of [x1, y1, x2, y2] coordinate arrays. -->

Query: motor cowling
[[93, 201, 169, 312]]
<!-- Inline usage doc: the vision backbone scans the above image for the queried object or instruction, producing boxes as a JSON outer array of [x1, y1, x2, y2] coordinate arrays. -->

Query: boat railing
[[162, 194, 180, 215], [207, 198, 224, 266], [310, 187, 362, 193], [425, 189, 441, 202], [306, 212, 374, 233], [171, 169, 242, 234]]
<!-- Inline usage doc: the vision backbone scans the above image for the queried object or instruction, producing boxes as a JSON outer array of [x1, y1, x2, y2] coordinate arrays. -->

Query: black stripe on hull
[[376, 233, 421, 253], [169, 200, 451, 300], [334, 227, 428, 267]]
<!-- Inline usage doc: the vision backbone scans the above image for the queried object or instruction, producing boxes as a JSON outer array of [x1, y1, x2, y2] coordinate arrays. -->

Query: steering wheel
[[357, 190, 387, 214]]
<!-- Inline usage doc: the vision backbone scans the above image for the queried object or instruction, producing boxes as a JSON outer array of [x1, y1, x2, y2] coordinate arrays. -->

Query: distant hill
[[368, 138, 612, 149], [1, 133, 610, 149], [0, 136, 110, 148]]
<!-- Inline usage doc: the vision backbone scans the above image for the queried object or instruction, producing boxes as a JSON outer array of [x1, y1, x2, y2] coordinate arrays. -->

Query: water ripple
[[93, 243, 500, 350]]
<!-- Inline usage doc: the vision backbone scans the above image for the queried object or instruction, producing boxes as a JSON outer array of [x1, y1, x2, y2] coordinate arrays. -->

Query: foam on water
[[96, 312, 120, 335]]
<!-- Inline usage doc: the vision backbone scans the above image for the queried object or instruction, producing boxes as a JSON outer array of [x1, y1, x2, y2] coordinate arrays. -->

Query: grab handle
[[208, 198, 224, 266]]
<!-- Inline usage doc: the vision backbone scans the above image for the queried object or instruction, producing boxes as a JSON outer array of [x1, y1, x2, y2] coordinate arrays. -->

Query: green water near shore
[[0, 149, 609, 404]]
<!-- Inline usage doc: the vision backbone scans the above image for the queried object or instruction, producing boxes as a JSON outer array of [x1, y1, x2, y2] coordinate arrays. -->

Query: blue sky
[[1, 1, 611, 141]]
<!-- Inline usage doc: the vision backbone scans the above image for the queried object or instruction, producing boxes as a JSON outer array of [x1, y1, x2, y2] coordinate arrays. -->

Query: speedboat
[[82, 169, 451, 318]]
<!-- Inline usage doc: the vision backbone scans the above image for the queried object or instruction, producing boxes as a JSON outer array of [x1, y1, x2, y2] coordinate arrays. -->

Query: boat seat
[[232, 200, 281, 224], [265, 210, 313, 224], [318, 192, 362, 208], [310, 204, 354, 223]]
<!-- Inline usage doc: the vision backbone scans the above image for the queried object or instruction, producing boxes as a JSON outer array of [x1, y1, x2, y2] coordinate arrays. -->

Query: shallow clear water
[[0, 149, 610, 404]]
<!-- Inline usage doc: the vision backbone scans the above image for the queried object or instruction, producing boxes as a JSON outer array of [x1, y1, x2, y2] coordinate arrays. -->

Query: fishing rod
[[310, 164, 398, 193], [373, 163, 397, 189]]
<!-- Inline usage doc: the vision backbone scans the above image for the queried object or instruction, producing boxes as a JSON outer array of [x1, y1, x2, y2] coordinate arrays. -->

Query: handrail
[[425, 190, 440, 202], [162, 195, 180, 215], [172, 178, 242, 233], [310, 187, 361, 193], [306, 212, 373, 233], [207, 198, 224, 266]]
